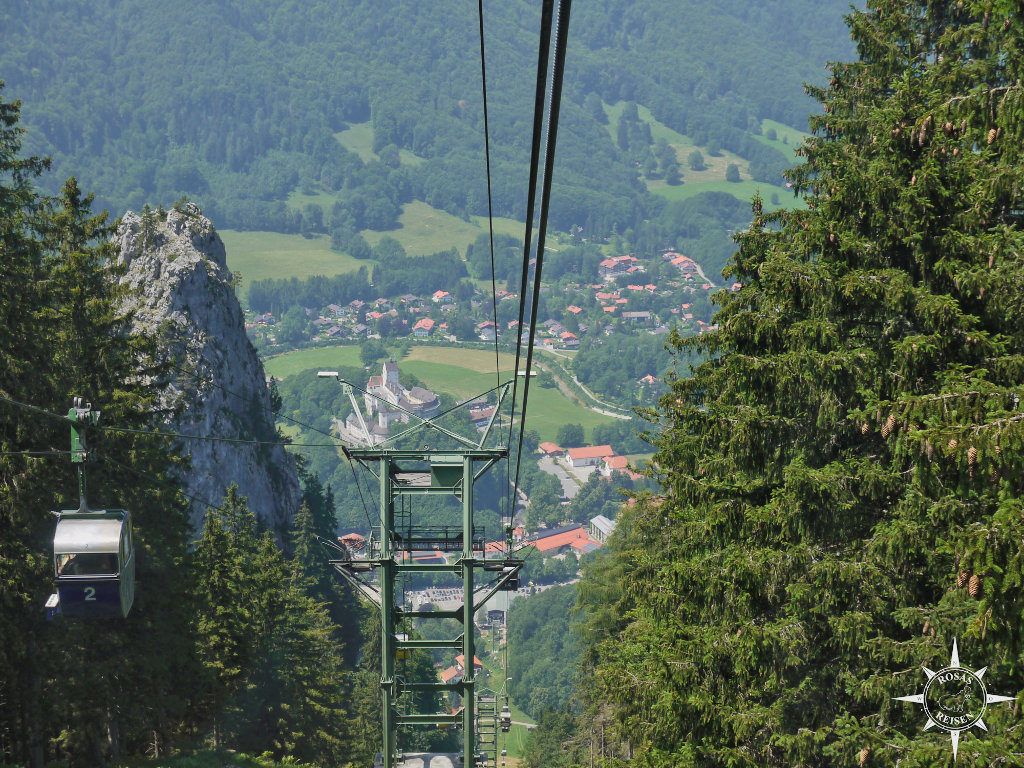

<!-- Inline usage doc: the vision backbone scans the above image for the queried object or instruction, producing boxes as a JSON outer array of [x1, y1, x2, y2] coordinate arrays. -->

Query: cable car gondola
[[500, 704, 511, 733], [47, 398, 135, 619], [54, 507, 135, 618]]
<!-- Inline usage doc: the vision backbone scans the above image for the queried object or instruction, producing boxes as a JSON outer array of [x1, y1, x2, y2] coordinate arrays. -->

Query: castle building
[[336, 360, 440, 446]]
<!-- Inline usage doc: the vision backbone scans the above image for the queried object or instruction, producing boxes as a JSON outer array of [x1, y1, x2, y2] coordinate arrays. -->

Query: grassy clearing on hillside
[[220, 230, 370, 303], [601, 101, 809, 211], [649, 179, 805, 211], [603, 101, 751, 181], [362, 201, 524, 257], [525, 385, 615, 442], [334, 121, 424, 166], [401, 361, 501, 401], [263, 345, 364, 379]]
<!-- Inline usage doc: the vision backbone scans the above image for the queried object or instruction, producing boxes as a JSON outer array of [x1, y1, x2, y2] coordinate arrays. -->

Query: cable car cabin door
[[54, 509, 134, 619]]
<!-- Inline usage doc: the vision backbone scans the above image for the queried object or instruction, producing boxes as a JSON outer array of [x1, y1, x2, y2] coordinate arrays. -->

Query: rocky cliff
[[115, 203, 300, 531]]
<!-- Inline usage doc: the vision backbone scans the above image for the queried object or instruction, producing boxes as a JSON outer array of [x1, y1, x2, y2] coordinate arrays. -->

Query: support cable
[[477, 0, 501, 392], [504, 0, 556, 546], [0, 392, 343, 449], [507, 0, 555, 454], [0, 449, 72, 457], [344, 449, 378, 536], [510, 0, 573, 518], [102, 453, 229, 515]]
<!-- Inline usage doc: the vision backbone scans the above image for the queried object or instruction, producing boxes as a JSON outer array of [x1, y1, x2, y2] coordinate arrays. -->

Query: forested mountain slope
[[0, 0, 851, 235]]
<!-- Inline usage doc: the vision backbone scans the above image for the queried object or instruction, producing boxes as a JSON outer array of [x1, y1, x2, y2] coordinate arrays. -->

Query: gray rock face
[[115, 204, 300, 532]]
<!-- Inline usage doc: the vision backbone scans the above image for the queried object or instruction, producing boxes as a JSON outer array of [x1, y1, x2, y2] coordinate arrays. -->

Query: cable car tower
[[320, 374, 520, 768], [322, 0, 573, 762]]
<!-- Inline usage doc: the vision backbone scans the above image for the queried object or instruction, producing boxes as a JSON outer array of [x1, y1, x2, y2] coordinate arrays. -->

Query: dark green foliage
[[0, 85, 194, 766], [466, 232, 521, 283], [725, 162, 741, 182], [371, 250, 467, 296], [555, 423, 585, 448], [247, 269, 372, 315], [192, 487, 352, 763], [566, 472, 631, 526], [0, 90, 364, 766], [360, 339, 389, 367], [517, 549, 580, 588], [632, 192, 753, 280], [526, 474, 566, 530], [572, 333, 673, 402], [508, 585, 582, 719], [521, 711, 582, 768], [277, 305, 309, 344], [590, 418, 652, 456], [578, 3, 1024, 765]]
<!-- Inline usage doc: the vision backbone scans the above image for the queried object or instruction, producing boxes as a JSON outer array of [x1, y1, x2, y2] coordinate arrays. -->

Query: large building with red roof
[[565, 444, 614, 468], [525, 524, 602, 556]]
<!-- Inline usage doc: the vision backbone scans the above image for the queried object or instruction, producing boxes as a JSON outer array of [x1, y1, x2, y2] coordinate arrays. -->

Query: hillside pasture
[[220, 230, 370, 304]]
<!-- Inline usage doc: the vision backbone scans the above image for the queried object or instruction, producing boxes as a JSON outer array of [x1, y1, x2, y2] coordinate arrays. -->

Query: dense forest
[[520, 1, 1024, 766], [0, 0, 850, 239], [0, 90, 379, 767]]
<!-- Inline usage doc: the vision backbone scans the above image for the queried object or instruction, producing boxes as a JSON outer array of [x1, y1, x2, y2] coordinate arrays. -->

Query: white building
[[589, 515, 616, 543], [336, 360, 440, 446]]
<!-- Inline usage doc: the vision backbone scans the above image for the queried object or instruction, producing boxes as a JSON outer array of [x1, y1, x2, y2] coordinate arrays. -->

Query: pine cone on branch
[[968, 574, 982, 598], [859, 746, 870, 766]]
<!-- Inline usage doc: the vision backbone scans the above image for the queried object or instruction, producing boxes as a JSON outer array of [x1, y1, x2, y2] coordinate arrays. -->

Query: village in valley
[[245, 249, 736, 351]]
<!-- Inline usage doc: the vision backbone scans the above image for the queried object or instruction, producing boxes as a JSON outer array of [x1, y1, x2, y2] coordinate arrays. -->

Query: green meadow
[[220, 230, 370, 303]]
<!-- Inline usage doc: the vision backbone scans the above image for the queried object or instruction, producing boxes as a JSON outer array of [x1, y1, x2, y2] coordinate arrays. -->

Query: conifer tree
[[581, 3, 1024, 765], [0, 83, 194, 766], [194, 486, 353, 762]]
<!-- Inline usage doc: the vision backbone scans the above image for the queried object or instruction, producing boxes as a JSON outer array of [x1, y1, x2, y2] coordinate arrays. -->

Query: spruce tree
[[0, 83, 194, 766], [581, 2, 1024, 766]]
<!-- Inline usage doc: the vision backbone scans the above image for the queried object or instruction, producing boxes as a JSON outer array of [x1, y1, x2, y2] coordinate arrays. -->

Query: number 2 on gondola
[[84, 587, 96, 601]]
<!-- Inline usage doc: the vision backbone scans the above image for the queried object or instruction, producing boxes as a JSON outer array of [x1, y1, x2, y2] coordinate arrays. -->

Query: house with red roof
[[412, 317, 435, 337], [477, 320, 497, 341], [526, 524, 602, 555], [538, 441, 564, 457], [440, 666, 462, 684], [339, 532, 367, 553], [600, 455, 629, 477], [455, 655, 484, 672], [599, 254, 639, 279], [432, 290, 452, 303], [565, 445, 614, 468], [559, 331, 579, 349], [566, 305, 583, 315]]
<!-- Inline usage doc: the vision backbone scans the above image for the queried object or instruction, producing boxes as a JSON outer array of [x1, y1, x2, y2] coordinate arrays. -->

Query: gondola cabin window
[[56, 552, 119, 576]]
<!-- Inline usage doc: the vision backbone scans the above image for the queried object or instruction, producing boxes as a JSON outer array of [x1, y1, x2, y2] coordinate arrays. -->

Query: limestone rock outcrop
[[115, 203, 300, 531]]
